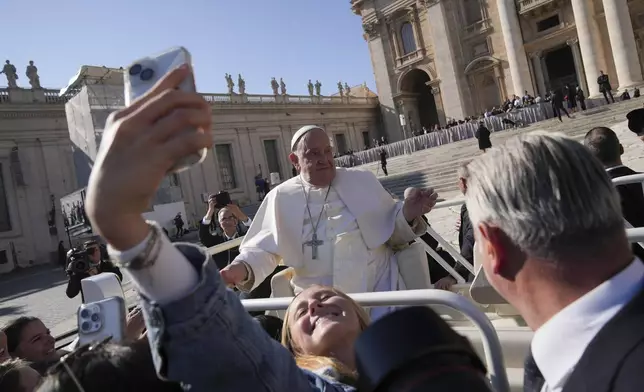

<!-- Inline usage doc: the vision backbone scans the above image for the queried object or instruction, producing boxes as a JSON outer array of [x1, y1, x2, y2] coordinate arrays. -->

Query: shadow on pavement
[[380, 171, 426, 199], [0, 304, 26, 319], [0, 267, 68, 301]]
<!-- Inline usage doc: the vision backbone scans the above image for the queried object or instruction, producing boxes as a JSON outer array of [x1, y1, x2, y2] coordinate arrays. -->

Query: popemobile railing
[[242, 289, 511, 392]]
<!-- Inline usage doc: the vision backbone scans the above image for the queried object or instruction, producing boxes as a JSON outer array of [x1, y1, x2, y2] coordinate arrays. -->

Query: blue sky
[[3, 0, 374, 96]]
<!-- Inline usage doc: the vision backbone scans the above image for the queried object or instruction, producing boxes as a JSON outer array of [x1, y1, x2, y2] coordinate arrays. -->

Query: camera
[[79, 304, 102, 334], [212, 191, 231, 209], [66, 248, 92, 275], [128, 63, 155, 81], [355, 307, 492, 392]]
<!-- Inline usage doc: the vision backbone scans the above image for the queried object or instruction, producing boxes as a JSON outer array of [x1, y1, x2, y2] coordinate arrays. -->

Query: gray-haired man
[[466, 131, 644, 392]]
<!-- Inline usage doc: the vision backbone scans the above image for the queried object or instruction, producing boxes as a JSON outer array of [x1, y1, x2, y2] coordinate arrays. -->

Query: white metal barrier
[[241, 289, 511, 392]]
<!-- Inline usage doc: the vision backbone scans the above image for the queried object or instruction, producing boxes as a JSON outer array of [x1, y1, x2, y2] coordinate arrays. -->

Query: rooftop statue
[[225, 73, 235, 94], [315, 80, 322, 96], [238, 74, 246, 95], [271, 77, 279, 95], [26, 60, 41, 89], [279, 78, 287, 95], [1, 60, 18, 88], [307, 80, 314, 96]]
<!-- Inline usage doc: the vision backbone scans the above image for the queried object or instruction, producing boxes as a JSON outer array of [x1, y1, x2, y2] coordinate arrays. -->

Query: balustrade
[[516, 0, 554, 14], [396, 49, 422, 68], [0, 87, 378, 107]]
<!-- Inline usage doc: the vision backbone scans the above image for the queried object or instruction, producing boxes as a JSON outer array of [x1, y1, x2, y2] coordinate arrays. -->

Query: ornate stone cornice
[[0, 110, 66, 119]]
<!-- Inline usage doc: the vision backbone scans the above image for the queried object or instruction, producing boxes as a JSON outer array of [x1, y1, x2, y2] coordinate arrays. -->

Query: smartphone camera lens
[[129, 64, 143, 76], [81, 321, 91, 332], [80, 309, 90, 319], [91, 313, 100, 322], [140, 68, 154, 81]]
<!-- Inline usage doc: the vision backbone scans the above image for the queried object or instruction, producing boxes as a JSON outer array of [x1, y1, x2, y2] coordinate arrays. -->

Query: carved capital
[[421, 0, 440, 7], [362, 20, 381, 39], [407, 6, 419, 22], [531, 51, 543, 59], [566, 38, 579, 46], [430, 86, 441, 95]]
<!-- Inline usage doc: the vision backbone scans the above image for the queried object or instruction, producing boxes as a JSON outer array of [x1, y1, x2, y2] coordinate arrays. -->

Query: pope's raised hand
[[402, 187, 439, 222], [85, 64, 213, 251]]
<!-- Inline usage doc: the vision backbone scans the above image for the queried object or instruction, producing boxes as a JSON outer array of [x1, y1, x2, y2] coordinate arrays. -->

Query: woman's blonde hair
[[281, 285, 370, 384]]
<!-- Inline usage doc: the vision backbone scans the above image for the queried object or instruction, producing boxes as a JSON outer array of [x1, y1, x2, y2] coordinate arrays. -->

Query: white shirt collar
[[532, 259, 644, 391], [224, 231, 239, 241]]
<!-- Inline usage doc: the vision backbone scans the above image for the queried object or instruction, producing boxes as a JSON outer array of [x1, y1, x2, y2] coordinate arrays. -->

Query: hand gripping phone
[[77, 296, 127, 346], [124, 46, 207, 173]]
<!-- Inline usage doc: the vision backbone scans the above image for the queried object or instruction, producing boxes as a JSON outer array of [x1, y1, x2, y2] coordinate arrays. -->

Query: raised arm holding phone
[[83, 57, 350, 391]]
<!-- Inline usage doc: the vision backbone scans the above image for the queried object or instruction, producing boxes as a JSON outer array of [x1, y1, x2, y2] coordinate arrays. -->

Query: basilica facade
[[352, 0, 644, 141]]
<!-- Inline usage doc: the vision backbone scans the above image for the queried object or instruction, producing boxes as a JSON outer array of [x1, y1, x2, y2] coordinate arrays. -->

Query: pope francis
[[220, 125, 438, 305]]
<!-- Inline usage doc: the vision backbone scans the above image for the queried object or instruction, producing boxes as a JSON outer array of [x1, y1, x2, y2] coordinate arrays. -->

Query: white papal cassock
[[235, 168, 426, 317]]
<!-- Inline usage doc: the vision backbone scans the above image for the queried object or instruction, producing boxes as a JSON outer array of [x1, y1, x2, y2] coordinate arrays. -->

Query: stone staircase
[[361, 98, 644, 198]]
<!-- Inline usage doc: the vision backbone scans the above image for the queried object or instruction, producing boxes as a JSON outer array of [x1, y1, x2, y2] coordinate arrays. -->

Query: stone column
[[363, 19, 405, 141], [637, 35, 644, 77], [531, 52, 547, 97], [386, 18, 401, 62], [494, 65, 508, 100], [570, 0, 604, 96], [496, 0, 532, 96], [601, 0, 643, 88], [566, 39, 589, 94], [540, 55, 551, 92], [408, 6, 426, 53], [425, 0, 466, 120], [430, 85, 447, 126]]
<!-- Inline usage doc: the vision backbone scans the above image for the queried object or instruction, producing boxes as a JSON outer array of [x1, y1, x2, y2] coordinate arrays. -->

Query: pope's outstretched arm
[[228, 192, 282, 292], [388, 202, 427, 246]]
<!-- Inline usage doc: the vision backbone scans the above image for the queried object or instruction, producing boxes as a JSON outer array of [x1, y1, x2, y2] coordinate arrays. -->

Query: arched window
[[463, 0, 483, 25], [400, 22, 417, 55]]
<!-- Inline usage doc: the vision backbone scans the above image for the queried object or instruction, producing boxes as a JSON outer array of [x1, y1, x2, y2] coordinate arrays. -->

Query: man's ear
[[477, 223, 506, 276]]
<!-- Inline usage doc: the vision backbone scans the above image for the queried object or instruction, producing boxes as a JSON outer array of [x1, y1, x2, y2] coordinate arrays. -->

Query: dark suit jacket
[[198, 221, 285, 308], [417, 216, 469, 283], [562, 282, 644, 392], [597, 74, 611, 92], [458, 204, 475, 265], [607, 166, 644, 260], [198, 221, 242, 270]]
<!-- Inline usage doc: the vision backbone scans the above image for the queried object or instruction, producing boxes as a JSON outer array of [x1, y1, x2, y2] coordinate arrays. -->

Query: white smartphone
[[77, 296, 127, 346], [124, 46, 207, 173]]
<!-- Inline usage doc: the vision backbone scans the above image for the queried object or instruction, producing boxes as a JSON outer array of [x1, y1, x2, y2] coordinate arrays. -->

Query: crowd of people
[[1, 63, 644, 391]]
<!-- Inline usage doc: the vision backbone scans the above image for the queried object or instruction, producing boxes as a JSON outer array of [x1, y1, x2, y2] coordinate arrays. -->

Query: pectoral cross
[[304, 233, 324, 259]]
